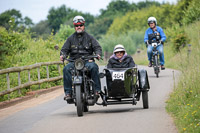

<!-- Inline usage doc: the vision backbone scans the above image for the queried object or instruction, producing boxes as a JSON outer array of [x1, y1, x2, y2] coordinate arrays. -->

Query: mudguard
[[73, 76, 83, 85], [138, 69, 150, 90]]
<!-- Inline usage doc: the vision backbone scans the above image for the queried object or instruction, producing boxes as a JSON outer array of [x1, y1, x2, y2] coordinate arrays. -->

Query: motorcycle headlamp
[[75, 58, 85, 70]]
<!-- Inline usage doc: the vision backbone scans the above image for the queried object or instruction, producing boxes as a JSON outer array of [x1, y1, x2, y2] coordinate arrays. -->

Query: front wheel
[[75, 85, 83, 117], [154, 55, 159, 78], [142, 91, 149, 109]]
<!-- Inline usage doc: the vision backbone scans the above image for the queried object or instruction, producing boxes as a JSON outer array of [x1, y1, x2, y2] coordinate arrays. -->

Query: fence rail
[[0, 61, 64, 97]]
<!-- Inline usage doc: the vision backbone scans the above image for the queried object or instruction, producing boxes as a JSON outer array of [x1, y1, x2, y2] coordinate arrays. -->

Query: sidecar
[[99, 67, 150, 109]]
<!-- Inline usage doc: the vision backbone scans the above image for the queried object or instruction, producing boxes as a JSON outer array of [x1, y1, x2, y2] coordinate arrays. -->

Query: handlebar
[[64, 55, 102, 62]]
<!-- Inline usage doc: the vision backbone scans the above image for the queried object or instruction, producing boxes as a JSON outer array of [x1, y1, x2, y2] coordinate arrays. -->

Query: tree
[[23, 16, 34, 27], [47, 5, 94, 34], [172, 0, 193, 25], [137, 1, 160, 9], [31, 20, 51, 39], [0, 9, 22, 30], [47, 5, 70, 33], [182, 0, 200, 24], [87, 0, 135, 39], [99, 0, 131, 17]]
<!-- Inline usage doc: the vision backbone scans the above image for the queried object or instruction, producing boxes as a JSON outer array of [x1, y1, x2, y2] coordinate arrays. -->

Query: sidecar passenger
[[107, 44, 135, 68]]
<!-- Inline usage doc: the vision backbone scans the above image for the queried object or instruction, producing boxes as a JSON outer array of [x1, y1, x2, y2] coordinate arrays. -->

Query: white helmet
[[148, 17, 157, 25], [73, 16, 85, 25], [113, 44, 126, 53]]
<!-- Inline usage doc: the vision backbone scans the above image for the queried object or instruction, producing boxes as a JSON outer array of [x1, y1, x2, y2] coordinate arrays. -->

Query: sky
[[0, 0, 177, 24]]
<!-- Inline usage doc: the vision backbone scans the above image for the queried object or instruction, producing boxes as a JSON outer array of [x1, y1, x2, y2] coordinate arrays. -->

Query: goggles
[[73, 19, 85, 25]]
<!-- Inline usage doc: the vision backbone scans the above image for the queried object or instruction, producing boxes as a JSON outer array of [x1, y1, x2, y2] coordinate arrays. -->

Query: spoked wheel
[[154, 55, 159, 78], [75, 85, 83, 117], [142, 91, 149, 109]]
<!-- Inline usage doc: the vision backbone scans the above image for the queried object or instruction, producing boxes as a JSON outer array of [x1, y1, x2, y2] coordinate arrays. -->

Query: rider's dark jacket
[[60, 31, 102, 60], [107, 55, 135, 68]]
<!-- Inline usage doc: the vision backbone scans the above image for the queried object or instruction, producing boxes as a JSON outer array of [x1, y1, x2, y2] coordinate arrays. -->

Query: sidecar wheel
[[75, 85, 83, 117], [84, 105, 89, 112], [142, 91, 149, 109]]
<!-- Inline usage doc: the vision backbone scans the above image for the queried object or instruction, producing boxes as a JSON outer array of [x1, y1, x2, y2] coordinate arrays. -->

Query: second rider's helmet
[[73, 16, 85, 25], [147, 17, 157, 25], [113, 44, 126, 53]]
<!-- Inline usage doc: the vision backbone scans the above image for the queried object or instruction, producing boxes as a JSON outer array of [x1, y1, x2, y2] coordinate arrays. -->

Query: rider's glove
[[145, 41, 149, 47]]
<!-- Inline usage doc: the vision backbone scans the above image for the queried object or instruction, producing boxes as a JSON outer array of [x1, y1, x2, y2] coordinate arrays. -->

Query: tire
[[154, 55, 159, 78], [75, 85, 83, 117], [142, 91, 149, 109], [83, 105, 89, 112]]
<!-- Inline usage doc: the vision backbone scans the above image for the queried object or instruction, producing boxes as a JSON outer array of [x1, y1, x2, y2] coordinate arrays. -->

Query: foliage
[[165, 25, 189, 52], [0, 9, 33, 30], [0, 26, 31, 68], [99, 30, 144, 55], [47, 5, 71, 33], [166, 26, 200, 131], [166, 21, 200, 133], [172, 0, 193, 25], [31, 20, 51, 39], [0, 27, 64, 101], [107, 4, 174, 35], [47, 5, 94, 34], [182, 0, 200, 24], [88, 0, 139, 39], [137, 0, 161, 9], [54, 24, 74, 42], [87, 17, 113, 39]]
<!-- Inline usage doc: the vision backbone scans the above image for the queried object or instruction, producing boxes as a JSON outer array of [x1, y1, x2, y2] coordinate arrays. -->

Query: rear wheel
[[75, 85, 83, 117], [142, 91, 149, 109]]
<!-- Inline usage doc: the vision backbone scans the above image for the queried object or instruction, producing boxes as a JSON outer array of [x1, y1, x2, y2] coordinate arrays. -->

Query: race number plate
[[152, 43, 158, 47], [112, 72, 124, 81]]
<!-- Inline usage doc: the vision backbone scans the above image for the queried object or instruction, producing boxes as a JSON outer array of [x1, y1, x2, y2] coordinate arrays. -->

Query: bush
[[99, 30, 144, 57], [182, 0, 200, 24], [54, 24, 74, 42], [165, 25, 189, 52], [0, 27, 31, 68]]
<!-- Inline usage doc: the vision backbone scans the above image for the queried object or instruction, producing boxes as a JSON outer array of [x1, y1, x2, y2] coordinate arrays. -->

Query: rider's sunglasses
[[75, 24, 84, 27], [115, 51, 124, 54]]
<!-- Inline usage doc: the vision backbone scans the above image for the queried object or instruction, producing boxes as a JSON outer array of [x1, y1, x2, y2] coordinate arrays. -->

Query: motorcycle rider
[[60, 16, 102, 100], [144, 17, 166, 70], [107, 44, 135, 68]]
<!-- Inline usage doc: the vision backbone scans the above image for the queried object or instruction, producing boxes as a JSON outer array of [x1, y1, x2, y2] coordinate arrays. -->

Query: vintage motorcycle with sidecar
[[98, 67, 150, 108], [63, 55, 150, 117]]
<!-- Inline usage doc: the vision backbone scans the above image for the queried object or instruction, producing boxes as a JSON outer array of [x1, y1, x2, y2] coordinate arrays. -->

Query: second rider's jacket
[[61, 31, 102, 60], [144, 26, 166, 44]]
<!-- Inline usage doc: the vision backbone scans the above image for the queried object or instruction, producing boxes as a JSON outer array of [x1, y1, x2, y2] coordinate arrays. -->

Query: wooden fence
[[0, 61, 64, 97]]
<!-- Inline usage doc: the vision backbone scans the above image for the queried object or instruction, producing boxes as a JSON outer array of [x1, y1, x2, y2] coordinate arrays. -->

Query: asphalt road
[[0, 66, 179, 133]]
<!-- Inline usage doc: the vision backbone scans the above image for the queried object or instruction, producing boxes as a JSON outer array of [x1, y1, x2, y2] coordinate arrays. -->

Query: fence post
[[28, 70, 31, 82], [46, 65, 49, 79], [57, 64, 61, 76], [37, 67, 40, 89], [57, 64, 61, 84], [187, 44, 192, 60], [18, 72, 21, 95], [6, 73, 10, 100], [28, 70, 31, 91]]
